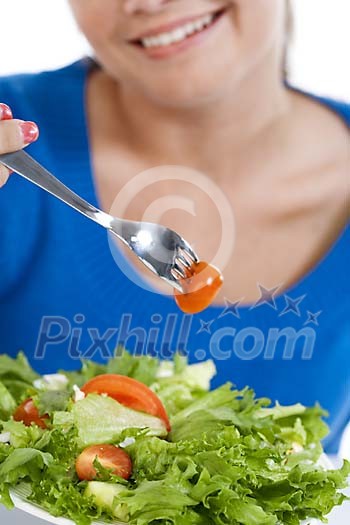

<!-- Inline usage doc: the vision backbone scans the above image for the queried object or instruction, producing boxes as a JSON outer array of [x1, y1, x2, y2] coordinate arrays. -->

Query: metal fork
[[0, 150, 199, 292]]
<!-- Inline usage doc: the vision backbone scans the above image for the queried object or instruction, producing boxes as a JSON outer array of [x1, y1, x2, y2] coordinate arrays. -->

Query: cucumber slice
[[85, 481, 128, 522]]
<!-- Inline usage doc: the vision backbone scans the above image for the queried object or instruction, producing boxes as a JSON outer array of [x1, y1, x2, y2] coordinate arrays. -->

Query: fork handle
[[0, 150, 113, 229]]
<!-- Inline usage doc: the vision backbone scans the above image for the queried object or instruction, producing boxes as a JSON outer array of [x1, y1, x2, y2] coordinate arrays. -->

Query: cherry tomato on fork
[[174, 261, 224, 314], [81, 374, 171, 431]]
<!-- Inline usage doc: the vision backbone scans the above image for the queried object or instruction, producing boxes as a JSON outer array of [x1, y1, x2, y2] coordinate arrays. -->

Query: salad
[[0, 350, 349, 525]]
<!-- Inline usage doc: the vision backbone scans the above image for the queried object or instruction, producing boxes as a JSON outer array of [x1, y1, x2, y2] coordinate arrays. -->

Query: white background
[[0, 0, 349, 101]]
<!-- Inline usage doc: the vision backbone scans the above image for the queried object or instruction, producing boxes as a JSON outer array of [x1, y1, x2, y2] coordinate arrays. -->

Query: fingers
[[0, 103, 13, 121], [0, 120, 39, 153], [0, 102, 39, 153], [0, 104, 12, 187], [0, 103, 39, 188]]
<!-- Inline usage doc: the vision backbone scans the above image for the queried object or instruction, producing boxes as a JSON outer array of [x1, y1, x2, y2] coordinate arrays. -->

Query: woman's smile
[[69, 1, 289, 106], [128, 5, 230, 60]]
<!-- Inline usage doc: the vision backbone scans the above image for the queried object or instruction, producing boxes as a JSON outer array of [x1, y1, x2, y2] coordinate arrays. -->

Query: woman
[[0, 0, 349, 453]]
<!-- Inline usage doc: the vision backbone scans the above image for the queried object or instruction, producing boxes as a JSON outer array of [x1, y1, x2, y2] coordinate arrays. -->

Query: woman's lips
[[129, 8, 228, 60]]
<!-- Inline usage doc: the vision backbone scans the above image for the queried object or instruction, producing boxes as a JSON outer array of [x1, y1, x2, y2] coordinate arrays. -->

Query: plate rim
[[10, 486, 123, 525]]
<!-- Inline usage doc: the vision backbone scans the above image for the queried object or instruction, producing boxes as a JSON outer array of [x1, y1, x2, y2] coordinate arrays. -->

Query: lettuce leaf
[[0, 381, 16, 419], [121, 478, 198, 525], [72, 394, 167, 448], [0, 420, 49, 449], [0, 352, 38, 403], [152, 360, 216, 417], [62, 349, 160, 389], [0, 448, 53, 507], [33, 390, 71, 415], [0, 352, 38, 383]]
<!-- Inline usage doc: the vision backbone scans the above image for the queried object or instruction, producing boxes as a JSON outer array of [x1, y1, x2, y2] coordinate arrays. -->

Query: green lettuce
[[33, 390, 71, 415], [0, 382, 16, 419], [71, 394, 168, 448], [0, 448, 53, 508], [62, 349, 160, 389], [0, 420, 49, 449], [152, 360, 216, 417], [0, 350, 349, 525], [0, 352, 38, 403]]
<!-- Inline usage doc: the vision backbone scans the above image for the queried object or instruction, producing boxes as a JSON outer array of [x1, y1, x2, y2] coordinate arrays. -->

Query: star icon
[[197, 319, 214, 334], [279, 294, 306, 317], [218, 298, 243, 319], [250, 283, 281, 310], [304, 310, 322, 326]]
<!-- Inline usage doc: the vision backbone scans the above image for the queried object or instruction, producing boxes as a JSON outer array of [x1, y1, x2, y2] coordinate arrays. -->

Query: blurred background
[[0, 0, 349, 101]]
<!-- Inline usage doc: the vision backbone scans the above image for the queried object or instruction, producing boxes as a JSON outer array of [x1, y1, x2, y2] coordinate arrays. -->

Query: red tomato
[[13, 398, 48, 429], [75, 444, 132, 481], [174, 261, 224, 314], [81, 374, 171, 431]]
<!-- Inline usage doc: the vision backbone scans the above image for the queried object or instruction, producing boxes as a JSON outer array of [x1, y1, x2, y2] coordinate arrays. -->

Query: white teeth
[[159, 34, 170, 46], [185, 22, 196, 35], [141, 13, 215, 49], [173, 28, 186, 42], [194, 20, 204, 31]]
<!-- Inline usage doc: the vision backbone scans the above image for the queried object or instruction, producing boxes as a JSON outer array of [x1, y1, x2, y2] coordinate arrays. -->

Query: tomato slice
[[13, 398, 48, 429], [75, 444, 132, 481], [81, 374, 171, 431]]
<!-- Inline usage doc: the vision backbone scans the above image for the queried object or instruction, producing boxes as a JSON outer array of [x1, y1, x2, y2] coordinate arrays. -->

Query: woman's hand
[[0, 103, 39, 188]]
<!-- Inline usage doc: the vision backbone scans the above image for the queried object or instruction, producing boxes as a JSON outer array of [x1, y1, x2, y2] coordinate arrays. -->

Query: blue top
[[0, 58, 349, 453]]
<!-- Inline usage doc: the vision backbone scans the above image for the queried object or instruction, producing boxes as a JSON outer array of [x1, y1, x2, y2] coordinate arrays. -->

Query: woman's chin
[[139, 66, 236, 109]]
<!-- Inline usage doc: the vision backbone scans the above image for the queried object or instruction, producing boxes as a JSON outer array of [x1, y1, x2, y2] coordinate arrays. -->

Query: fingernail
[[0, 103, 13, 120], [19, 121, 39, 144]]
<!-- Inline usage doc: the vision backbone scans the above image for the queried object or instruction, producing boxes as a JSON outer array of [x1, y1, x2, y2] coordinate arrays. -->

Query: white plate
[[9, 455, 335, 525], [339, 422, 350, 460]]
